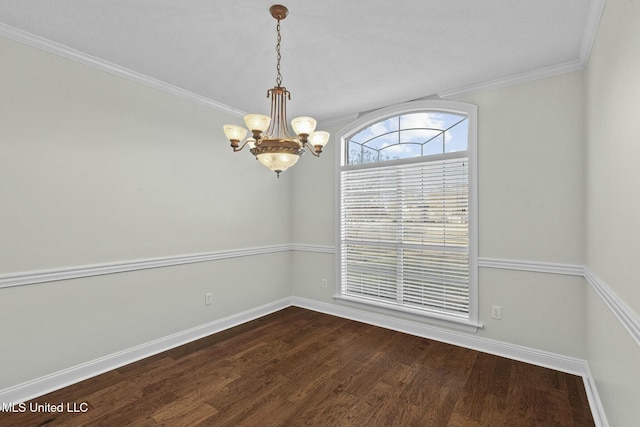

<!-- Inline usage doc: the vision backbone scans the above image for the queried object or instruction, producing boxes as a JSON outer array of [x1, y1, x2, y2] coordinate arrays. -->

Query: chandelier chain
[[275, 19, 283, 87]]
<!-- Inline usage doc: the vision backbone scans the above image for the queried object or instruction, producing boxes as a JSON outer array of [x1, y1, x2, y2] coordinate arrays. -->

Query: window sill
[[334, 294, 483, 334]]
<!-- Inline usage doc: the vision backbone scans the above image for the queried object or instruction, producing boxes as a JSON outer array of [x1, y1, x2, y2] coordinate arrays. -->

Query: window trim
[[334, 100, 479, 329]]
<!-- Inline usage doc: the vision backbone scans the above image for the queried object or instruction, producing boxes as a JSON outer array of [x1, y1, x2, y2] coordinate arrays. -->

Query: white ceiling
[[0, 0, 603, 122]]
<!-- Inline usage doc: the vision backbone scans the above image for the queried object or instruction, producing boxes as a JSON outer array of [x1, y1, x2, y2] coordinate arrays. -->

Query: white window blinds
[[340, 155, 469, 319]]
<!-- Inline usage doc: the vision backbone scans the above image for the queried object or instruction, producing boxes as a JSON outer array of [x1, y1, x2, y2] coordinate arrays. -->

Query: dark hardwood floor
[[0, 307, 594, 426]]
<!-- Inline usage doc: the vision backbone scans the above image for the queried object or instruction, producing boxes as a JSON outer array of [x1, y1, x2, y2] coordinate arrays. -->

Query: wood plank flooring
[[0, 307, 594, 426]]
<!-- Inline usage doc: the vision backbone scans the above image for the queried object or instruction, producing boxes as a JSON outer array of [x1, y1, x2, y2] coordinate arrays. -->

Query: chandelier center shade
[[222, 4, 330, 178]]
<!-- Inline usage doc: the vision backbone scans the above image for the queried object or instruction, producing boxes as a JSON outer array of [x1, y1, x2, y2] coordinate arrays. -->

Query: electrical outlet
[[205, 292, 213, 305], [321, 279, 328, 288], [491, 305, 502, 320]]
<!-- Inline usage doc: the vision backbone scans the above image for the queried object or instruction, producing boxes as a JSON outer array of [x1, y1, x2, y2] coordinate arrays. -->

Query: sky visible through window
[[346, 112, 468, 165]]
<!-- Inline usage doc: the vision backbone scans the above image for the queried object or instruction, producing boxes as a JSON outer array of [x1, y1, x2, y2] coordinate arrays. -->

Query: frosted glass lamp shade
[[256, 152, 300, 174], [244, 114, 271, 133], [291, 116, 317, 136], [309, 131, 330, 147], [223, 125, 248, 142]]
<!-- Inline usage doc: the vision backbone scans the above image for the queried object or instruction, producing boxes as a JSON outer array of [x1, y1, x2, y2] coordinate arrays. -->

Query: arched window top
[[346, 111, 467, 165], [340, 100, 476, 167]]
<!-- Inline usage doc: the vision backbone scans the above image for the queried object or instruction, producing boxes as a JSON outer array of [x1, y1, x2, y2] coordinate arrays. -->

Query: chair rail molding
[[584, 268, 640, 348], [0, 245, 293, 289], [477, 257, 584, 276], [2, 249, 637, 354]]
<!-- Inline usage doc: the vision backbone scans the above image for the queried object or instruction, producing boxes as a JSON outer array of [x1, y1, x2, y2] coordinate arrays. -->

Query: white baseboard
[[291, 296, 587, 374], [0, 293, 609, 427], [0, 297, 291, 406], [291, 296, 609, 427], [582, 364, 610, 427]]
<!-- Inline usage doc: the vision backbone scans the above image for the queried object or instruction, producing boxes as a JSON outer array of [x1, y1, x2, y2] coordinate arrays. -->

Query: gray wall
[[584, 0, 640, 424], [292, 71, 587, 358], [0, 36, 292, 388]]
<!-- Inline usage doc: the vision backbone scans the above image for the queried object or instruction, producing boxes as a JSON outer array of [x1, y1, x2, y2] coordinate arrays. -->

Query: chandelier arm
[[232, 138, 255, 152], [303, 143, 322, 157]]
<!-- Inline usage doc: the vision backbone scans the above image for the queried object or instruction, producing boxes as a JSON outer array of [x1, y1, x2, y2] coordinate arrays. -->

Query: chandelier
[[223, 4, 329, 178]]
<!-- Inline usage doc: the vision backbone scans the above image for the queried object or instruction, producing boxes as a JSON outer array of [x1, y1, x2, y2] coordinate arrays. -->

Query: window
[[337, 101, 478, 327]]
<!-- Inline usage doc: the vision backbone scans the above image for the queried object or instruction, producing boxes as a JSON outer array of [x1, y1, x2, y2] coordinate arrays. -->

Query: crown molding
[[580, 0, 607, 65], [2, 1, 606, 121], [439, 0, 606, 100], [0, 23, 245, 118], [438, 59, 585, 100]]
